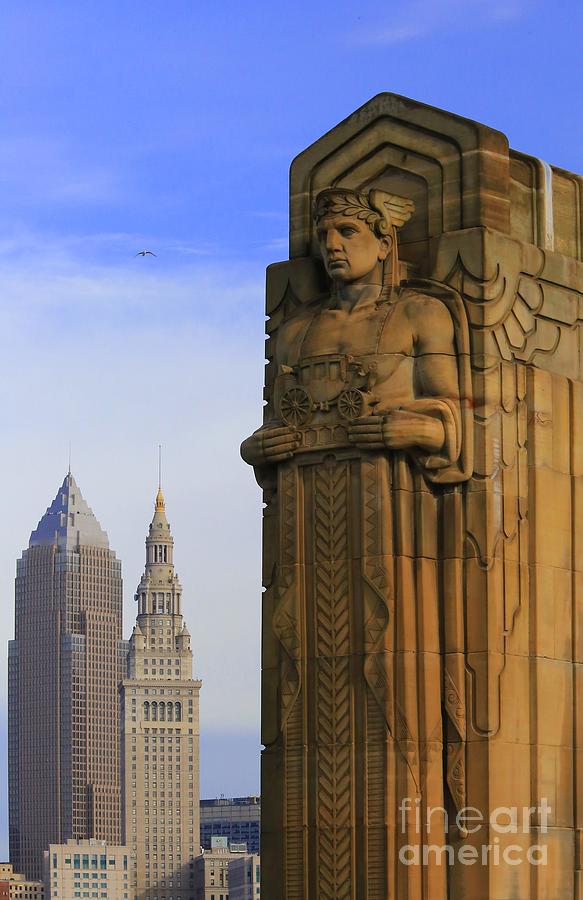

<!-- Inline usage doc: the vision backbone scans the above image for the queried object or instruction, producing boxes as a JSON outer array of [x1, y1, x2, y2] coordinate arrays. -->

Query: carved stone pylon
[[243, 94, 583, 900]]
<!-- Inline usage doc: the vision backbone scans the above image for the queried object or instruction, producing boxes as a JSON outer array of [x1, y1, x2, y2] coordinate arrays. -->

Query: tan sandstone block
[[457, 650, 530, 748], [465, 651, 506, 740], [525, 368, 574, 474], [465, 557, 505, 655], [414, 557, 441, 652], [364, 553, 440, 653], [261, 666, 282, 747], [495, 653, 531, 744], [533, 656, 573, 749], [529, 827, 575, 899], [574, 665, 583, 749], [262, 498, 279, 584], [260, 828, 284, 900], [442, 490, 464, 559], [261, 745, 285, 829], [248, 96, 583, 900], [533, 745, 574, 828], [575, 477, 583, 574], [530, 565, 573, 661], [483, 740, 531, 809], [414, 489, 439, 559], [502, 561, 530, 658], [572, 380, 583, 477], [527, 366, 554, 469], [576, 750, 583, 828], [464, 738, 492, 818], [531, 468, 572, 569], [443, 557, 464, 651], [576, 827, 583, 869], [392, 489, 416, 559], [487, 830, 533, 900], [550, 373, 572, 475], [465, 487, 504, 563], [262, 582, 285, 670]]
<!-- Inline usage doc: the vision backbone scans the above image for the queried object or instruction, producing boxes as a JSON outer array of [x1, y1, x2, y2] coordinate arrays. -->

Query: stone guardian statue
[[242, 186, 473, 900]]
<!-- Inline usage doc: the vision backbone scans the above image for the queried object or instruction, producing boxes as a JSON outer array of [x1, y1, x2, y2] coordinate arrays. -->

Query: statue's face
[[316, 213, 390, 284]]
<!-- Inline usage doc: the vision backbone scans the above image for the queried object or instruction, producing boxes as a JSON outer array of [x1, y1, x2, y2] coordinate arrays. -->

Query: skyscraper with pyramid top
[[8, 472, 124, 880]]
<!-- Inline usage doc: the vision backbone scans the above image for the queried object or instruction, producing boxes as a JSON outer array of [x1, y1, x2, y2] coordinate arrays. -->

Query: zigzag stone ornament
[[242, 94, 583, 899]]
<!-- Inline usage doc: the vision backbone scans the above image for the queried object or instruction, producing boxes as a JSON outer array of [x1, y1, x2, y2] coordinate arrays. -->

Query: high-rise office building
[[8, 472, 124, 880], [200, 798, 260, 855], [120, 487, 202, 899]]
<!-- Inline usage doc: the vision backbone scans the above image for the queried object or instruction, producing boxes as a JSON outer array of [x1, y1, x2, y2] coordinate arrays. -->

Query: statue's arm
[[350, 296, 462, 460], [241, 425, 301, 466], [240, 318, 304, 479]]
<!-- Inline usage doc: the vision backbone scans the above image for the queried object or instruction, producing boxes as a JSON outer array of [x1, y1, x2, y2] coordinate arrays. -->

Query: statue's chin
[[327, 267, 350, 281], [331, 275, 383, 290]]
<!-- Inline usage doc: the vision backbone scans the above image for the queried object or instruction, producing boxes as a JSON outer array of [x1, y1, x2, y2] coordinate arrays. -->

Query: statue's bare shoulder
[[399, 287, 455, 356], [275, 301, 318, 366]]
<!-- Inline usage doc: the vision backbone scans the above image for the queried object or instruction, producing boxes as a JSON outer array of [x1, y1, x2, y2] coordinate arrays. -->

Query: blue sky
[[0, 0, 581, 857]]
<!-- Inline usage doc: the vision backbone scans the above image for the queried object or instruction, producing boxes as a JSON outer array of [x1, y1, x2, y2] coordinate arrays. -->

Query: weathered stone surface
[[243, 93, 583, 898]]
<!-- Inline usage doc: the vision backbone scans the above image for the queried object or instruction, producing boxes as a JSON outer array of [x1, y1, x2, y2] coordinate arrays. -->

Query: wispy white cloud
[[247, 210, 287, 220], [261, 236, 288, 252], [0, 228, 222, 268], [0, 135, 122, 206], [350, 0, 525, 46], [168, 241, 219, 257]]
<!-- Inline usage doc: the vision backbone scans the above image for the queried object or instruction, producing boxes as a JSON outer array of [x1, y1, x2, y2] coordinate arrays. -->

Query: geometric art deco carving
[[243, 93, 583, 899]]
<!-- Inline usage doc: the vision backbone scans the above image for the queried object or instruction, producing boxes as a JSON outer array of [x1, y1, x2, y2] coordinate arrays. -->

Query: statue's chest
[[276, 304, 414, 418], [300, 306, 399, 358]]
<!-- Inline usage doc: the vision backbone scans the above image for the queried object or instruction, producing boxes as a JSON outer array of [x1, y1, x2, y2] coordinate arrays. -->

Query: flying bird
[[135, 249, 157, 257]]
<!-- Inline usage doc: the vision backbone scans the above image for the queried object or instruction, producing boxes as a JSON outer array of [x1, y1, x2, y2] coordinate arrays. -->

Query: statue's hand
[[348, 415, 385, 450], [240, 425, 302, 467], [349, 410, 445, 453]]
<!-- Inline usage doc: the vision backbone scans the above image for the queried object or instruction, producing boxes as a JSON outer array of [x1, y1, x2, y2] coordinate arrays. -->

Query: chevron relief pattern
[[278, 467, 306, 896], [362, 459, 380, 558], [285, 704, 306, 900], [280, 465, 297, 567], [316, 659, 353, 900], [275, 467, 302, 725], [312, 460, 353, 900]]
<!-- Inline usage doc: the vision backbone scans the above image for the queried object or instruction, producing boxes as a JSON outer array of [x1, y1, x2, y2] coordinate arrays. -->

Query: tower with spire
[[121, 484, 201, 898], [8, 472, 124, 880]]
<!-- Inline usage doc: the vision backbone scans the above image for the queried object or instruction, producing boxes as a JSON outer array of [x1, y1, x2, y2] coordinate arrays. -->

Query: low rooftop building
[[0, 864, 44, 900], [43, 839, 133, 899]]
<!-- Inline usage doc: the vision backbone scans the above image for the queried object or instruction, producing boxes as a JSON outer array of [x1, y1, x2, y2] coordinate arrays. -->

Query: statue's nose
[[326, 228, 342, 251]]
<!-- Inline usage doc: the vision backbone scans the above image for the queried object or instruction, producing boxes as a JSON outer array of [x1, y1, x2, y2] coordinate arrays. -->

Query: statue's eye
[[341, 227, 357, 237]]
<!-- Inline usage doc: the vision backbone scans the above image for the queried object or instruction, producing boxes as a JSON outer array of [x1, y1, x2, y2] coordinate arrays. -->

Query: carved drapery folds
[[249, 94, 583, 900]]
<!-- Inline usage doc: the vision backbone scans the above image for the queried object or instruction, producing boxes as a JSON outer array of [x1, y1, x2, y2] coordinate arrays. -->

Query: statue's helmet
[[313, 188, 415, 239]]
